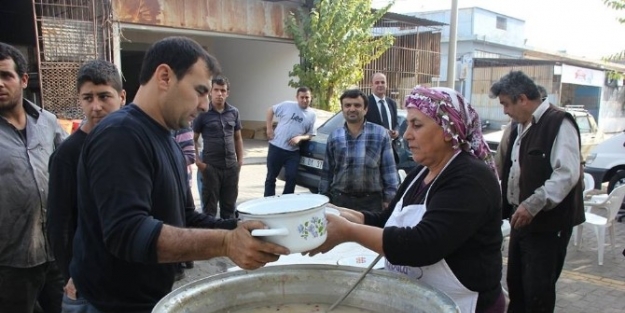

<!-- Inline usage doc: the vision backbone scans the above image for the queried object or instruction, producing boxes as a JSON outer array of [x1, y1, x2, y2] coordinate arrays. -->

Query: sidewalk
[[241, 139, 269, 165]]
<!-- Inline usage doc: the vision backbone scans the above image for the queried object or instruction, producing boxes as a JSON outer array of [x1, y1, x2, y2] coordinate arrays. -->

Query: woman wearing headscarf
[[308, 86, 504, 313]]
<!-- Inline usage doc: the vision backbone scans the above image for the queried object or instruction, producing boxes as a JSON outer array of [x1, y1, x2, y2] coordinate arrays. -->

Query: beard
[[0, 98, 20, 114]]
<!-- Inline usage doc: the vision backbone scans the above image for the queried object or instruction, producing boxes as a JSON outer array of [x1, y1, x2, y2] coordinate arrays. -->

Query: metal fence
[[33, 0, 112, 119]]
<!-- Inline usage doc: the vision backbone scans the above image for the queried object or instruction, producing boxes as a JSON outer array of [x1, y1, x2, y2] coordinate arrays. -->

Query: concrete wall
[[119, 28, 299, 135], [210, 37, 299, 134]]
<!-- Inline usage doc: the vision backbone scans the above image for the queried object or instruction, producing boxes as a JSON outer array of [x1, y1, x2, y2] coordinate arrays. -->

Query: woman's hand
[[303, 213, 352, 256], [327, 204, 364, 224]]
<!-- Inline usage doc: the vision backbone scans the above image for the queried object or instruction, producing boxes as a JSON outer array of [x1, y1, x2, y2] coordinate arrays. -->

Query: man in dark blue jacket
[[70, 36, 289, 313]]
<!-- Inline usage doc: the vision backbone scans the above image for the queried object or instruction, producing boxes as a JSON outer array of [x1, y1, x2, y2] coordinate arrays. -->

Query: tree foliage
[[603, 0, 625, 61], [286, 0, 395, 111]]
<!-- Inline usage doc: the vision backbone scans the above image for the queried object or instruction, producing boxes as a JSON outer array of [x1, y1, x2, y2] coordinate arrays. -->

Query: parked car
[[278, 109, 417, 193], [584, 131, 625, 192], [483, 107, 604, 160]]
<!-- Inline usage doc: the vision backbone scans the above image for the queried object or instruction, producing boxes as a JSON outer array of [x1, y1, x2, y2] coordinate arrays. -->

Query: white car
[[584, 131, 625, 192], [483, 107, 604, 161]]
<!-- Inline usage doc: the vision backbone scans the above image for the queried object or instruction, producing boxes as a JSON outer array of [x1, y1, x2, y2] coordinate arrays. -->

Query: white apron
[[384, 153, 478, 313]]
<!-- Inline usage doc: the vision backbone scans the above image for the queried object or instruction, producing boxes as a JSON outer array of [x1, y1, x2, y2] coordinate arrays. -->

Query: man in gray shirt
[[264, 87, 316, 196], [0, 42, 66, 312], [491, 71, 584, 312]]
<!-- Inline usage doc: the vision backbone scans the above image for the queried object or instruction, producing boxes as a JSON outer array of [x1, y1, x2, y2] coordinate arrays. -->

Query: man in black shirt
[[70, 37, 289, 312], [193, 76, 243, 219], [47, 59, 126, 307]]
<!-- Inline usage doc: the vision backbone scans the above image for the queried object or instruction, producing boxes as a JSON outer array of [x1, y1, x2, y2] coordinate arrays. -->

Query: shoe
[[183, 261, 194, 269], [174, 270, 186, 281]]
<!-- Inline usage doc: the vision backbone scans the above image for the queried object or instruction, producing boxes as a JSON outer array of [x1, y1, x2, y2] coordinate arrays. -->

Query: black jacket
[[366, 94, 398, 131]]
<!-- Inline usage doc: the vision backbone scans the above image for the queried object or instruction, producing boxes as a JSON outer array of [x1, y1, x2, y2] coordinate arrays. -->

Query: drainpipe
[[446, 0, 459, 89]]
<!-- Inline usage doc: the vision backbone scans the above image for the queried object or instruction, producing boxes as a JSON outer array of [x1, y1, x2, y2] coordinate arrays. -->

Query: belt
[[335, 191, 380, 198]]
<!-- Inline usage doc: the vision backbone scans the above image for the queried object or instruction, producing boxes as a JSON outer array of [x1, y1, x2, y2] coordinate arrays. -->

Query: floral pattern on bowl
[[297, 216, 326, 240]]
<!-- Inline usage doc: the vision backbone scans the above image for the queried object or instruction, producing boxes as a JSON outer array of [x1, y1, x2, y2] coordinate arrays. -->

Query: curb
[[243, 156, 266, 165]]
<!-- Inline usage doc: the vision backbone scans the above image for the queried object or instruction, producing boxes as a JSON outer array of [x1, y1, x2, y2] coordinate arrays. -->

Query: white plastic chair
[[575, 185, 625, 265], [583, 173, 595, 198]]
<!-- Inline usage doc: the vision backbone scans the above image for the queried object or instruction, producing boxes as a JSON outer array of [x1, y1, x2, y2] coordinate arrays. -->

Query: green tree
[[604, 0, 625, 61], [286, 0, 395, 111]]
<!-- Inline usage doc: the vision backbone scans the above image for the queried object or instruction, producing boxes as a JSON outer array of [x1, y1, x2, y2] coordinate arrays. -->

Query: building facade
[[410, 7, 625, 133]]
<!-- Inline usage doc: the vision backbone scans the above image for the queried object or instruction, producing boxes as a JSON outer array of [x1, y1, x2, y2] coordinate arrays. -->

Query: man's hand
[[223, 221, 290, 270], [382, 202, 389, 210], [389, 130, 399, 139], [266, 128, 274, 140], [288, 135, 302, 146], [195, 160, 207, 172], [510, 204, 534, 229]]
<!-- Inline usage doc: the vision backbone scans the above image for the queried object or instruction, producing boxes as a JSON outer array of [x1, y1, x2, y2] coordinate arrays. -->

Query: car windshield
[[317, 112, 345, 135], [575, 115, 591, 134]]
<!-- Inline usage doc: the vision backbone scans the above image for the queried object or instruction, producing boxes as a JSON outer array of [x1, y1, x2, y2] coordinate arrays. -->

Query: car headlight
[[585, 153, 596, 165]]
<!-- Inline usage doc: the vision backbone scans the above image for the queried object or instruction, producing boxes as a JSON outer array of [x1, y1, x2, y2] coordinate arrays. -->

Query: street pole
[[446, 0, 459, 89]]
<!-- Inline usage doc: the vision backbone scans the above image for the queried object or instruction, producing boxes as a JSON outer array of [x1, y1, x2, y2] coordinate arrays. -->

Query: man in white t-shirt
[[264, 87, 316, 196]]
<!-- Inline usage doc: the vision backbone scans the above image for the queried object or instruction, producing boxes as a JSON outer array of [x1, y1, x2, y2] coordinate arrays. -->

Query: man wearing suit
[[366, 72, 399, 162]]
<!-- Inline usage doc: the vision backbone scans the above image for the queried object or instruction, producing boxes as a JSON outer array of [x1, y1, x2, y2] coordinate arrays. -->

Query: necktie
[[379, 99, 390, 129]]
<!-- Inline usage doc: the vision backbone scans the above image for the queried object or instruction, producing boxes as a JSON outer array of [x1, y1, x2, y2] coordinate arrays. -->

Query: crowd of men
[[0, 35, 587, 313]]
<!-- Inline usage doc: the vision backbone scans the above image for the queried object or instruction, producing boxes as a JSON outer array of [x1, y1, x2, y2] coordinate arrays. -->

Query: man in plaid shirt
[[319, 89, 398, 212]]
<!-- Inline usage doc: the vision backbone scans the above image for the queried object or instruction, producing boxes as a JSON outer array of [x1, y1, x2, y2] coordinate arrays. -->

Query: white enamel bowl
[[238, 194, 334, 253]]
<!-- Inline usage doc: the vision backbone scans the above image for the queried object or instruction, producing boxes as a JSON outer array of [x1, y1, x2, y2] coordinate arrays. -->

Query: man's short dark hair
[[296, 86, 311, 94], [340, 89, 368, 109], [138, 36, 221, 85], [211, 76, 230, 90], [489, 71, 541, 102], [0, 42, 27, 77], [536, 85, 548, 99], [76, 59, 123, 93]]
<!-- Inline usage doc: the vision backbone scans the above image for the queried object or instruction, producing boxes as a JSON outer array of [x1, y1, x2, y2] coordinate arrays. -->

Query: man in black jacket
[[490, 71, 585, 313], [365, 72, 399, 163]]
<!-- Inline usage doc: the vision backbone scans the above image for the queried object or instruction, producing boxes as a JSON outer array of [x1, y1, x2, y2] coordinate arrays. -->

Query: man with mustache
[[319, 89, 398, 212], [0, 42, 66, 313]]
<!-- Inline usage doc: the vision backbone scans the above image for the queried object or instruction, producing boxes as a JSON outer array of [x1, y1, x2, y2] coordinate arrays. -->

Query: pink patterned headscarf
[[405, 86, 497, 176]]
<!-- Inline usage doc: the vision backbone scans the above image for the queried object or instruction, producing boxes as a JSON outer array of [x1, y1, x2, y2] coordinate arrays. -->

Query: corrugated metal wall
[[471, 65, 554, 125], [112, 0, 296, 39], [359, 31, 441, 106], [33, 0, 112, 119]]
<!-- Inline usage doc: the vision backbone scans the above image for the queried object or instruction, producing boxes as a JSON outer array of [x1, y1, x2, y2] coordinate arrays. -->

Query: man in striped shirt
[[319, 89, 398, 212]]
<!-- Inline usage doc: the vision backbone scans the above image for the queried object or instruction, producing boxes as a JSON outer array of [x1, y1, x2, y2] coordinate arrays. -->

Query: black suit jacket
[[366, 94, 400, 164], [366, 94, 398, 131]]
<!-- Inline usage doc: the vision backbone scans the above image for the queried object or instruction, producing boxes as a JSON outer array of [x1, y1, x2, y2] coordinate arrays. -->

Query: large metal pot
[[153, 265, 460, 313]]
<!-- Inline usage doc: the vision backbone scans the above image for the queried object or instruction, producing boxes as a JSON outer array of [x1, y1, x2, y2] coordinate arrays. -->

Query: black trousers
[[201, 163, 239, 219], [0, 261, 64, 313], [329, 191, 384, 212], [506, 226, 572, 313]]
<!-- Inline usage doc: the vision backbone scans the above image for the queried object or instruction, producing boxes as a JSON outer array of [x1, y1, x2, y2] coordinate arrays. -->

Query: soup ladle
[[326, 254, 384, 312]]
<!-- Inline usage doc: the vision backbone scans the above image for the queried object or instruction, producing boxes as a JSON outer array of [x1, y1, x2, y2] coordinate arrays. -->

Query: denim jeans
[[264, 144, 300, 197], [61, 293, 103, 313], [196, 169, 204, 209]]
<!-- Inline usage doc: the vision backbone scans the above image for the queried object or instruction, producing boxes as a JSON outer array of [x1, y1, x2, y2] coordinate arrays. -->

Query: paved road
[[174, 163, 625, 313]]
